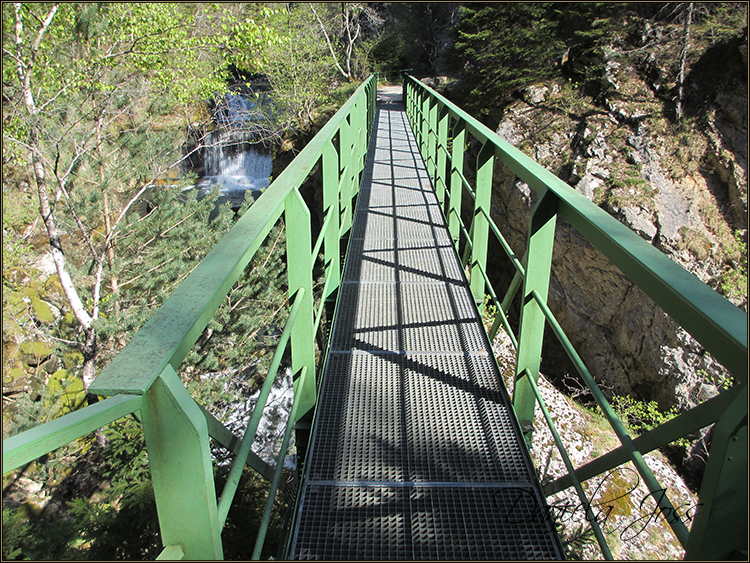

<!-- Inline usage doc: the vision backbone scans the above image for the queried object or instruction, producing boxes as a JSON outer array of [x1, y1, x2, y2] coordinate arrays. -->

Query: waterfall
[[217, 92, 259, 126], [194, 91, 273, 209]]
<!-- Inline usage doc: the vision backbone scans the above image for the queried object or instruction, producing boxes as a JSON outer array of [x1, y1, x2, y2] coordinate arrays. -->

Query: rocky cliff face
[[460, 24, 746, 475]]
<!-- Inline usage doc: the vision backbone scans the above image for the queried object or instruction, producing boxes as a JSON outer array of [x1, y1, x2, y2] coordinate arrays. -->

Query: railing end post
[[142, 366, 223, 560]]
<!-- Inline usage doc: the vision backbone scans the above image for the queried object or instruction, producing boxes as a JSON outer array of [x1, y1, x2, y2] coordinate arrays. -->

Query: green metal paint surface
[[142, 366, 223, 559]]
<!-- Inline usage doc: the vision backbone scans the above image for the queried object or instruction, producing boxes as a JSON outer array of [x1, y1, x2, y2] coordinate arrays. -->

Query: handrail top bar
[[91, 76, 376, 396], [2, 394, 142, 473], [405, 75, 747, 380]]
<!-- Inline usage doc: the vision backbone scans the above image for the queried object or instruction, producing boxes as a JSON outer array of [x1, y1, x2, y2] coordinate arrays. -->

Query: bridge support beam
[[686, 385, 748, 559], [513, 191, 558, 443]]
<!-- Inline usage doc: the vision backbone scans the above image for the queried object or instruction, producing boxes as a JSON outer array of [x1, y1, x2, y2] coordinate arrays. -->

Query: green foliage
[[691, 3, 748, 45], [452, 4, 568, 116], [605, 165, 656, 210], [2, 185, 291, 558], [2, 414, 161, 560], [0, 2, 336, 559], [216, 467, 292, 560], [718, 230, 747, 304], [607, 395, 689, 448], [382, 3, 462, 76], [558, 522, 597, 560], [701, 368, 735, 392], [449, 3, 639, 119], [94, 187, 237, 363], [45, 369, 86, 416], [369, 28, 406, 77], [180, 222, 289, 385], [482, 293, 499, 330], [2, 263, 68, 418], [257, 4, 338, 129]]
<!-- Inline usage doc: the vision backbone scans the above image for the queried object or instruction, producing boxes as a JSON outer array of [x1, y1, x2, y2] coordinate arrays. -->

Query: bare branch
[[56, 173, 100, 262], [675, 3, 694, 121], [31, 4, 59, 53], [311, 4, 350, 79], [103, 138, 212, 253]]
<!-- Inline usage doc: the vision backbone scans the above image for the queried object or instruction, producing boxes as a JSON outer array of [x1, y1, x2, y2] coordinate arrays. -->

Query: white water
[[217, 92, 263, 126], [195, 92, 273, 208], [203, 367, 296, 469]]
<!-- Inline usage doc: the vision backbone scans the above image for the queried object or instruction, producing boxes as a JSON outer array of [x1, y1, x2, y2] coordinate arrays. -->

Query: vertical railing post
[[420, 88, 430, 156], [411, 80, 420, 135], [469, 142, 494, 309], [285, 188, 316, 419], [412, 82, 419, 142], [339, 114, 354, 235], [405, 78, 413, 122], [686, 385, 748, 559], [513, 190, 559, 442], [356, 94, 367, 183], [448, 118, 465, 245], [352, 98, 361, 183], [141, 366, 223, 560], [368, 76, 376, 138], [411, 83, 418, 136], [402, 78, 408, 118], [435, 106, 450, 209], [322, 138, 341, 302], [426, 96, 438, 181]]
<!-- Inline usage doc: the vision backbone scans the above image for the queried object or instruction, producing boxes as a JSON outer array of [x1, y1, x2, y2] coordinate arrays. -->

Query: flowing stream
[[194, 89, 295, 468]]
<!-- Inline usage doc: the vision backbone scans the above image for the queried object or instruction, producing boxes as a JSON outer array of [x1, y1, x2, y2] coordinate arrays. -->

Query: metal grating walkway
[[289, 96, 562, 560]]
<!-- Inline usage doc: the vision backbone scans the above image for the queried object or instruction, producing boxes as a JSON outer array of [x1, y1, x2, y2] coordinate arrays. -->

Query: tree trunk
[[97, 116, 121, 314], [676, 3, 694, 121], [14, 3, 97, 394], [311, 4, 350, 80]]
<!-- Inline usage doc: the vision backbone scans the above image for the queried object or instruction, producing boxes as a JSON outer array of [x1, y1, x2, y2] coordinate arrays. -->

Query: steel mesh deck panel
[[294, 485, 559, 561], [343, 239, 464, 285], [291, 104, 561, 560], [329, 283, 487, 353], [305, 351, 533, 484], [351, 206, 449, 241]]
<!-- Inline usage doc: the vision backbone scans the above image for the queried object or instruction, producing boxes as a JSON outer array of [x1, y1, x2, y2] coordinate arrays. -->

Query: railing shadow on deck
[[2, 75, 377, 560], [403, 75, 747, 560]]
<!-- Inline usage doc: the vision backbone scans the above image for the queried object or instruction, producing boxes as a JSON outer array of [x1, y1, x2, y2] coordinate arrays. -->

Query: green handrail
[[404, 74, 747, 560], [3, 75, 377, 560]]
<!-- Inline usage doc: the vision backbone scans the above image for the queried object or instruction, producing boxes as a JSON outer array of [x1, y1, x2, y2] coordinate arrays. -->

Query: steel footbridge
[[4, 76, 747, 560]]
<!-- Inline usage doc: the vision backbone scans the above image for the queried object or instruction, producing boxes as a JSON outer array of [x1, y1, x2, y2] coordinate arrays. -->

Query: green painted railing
[[3, 75, 377, 560], [404, 75, 747, 560]]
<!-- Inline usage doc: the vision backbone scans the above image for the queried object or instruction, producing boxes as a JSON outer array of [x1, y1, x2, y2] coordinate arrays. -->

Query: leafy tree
[[255, 3, 338, 130], [452, 3, 566, 114], [450, 3, 637, 117], [2, 2, 276, 395], [382, 3, 461, 76], [2, 181, 295, 558]]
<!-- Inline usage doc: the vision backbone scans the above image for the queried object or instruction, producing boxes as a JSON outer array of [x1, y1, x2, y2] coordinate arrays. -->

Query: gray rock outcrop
[[472, 34, 747, 479]]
